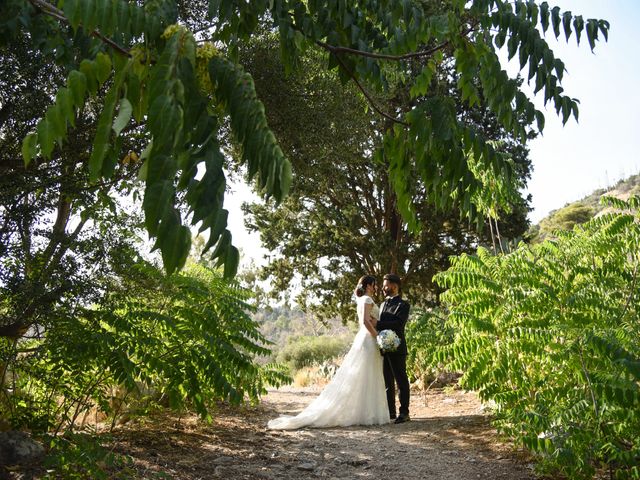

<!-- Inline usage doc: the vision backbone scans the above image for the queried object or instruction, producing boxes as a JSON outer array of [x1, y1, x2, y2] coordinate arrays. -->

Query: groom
[[377, 273, 411, 424]]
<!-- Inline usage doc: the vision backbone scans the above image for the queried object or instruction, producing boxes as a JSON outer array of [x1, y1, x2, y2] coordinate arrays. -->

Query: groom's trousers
[[383, 353, 410, 416]]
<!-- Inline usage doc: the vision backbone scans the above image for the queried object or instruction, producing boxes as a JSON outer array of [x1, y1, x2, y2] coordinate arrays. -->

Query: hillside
[[254, 306, 355, 351], [529, 173, 640, 241]]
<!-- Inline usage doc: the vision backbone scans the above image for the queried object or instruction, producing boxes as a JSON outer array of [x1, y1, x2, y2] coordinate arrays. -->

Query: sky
[[518, 0, 640, 223], [225, 1, 640, 266]]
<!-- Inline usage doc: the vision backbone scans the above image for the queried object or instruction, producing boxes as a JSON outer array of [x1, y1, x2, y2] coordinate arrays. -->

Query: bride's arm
[[361, 302, 378, 337]]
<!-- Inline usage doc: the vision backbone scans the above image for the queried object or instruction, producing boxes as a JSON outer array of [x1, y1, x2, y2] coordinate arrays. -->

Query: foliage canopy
[[239, 32, 533, 319], [1, 0, 609, 276]]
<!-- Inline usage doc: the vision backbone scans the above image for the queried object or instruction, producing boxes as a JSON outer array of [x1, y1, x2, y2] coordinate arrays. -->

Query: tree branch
[[330, 52, 408, 127], [314, 21, 478, 62], [28, 0, 132, 58], [316, 39, 450, 62]]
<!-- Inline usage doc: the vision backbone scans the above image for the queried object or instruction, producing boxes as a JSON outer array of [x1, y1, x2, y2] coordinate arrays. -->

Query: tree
[[0, 0, 609, 279], [238, 33, 532, 319], [0, 29, 145, 342]]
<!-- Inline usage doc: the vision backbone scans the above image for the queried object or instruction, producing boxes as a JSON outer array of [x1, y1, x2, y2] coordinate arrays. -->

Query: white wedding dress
[[268, 295, 389, 429]]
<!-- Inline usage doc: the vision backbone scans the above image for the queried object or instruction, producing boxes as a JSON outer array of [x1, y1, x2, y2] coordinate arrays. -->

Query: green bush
[[42, 433, 137, 480], [0, 262, 290, 432], [276, 335, 351, 372], [434, 196, 640, 479], [533, 202, 596, 242], [406, 307, 454, 388]]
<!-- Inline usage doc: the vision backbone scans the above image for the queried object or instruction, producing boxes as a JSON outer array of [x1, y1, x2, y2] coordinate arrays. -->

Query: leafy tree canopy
[[239, 32, 534, 319], [1, 0, 609, 278]]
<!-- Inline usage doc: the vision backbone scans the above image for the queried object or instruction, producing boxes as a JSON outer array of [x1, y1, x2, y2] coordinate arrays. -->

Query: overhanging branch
[[28, 0, 132, 58], [316, 39, 451, 62], [330, 52, 408, 127], [314, 21, 478, 62]]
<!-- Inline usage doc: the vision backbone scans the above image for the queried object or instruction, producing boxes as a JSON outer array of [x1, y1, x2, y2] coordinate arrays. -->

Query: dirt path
[[109, 387, 540, 479]]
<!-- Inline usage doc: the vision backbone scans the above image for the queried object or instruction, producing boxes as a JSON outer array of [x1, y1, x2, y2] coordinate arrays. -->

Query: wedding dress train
[[268, 295, 389, 429]]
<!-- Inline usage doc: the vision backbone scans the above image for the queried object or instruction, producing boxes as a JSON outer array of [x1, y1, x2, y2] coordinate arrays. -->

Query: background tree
[[0, 28, 145, 342], [239, 34, 532, 320]]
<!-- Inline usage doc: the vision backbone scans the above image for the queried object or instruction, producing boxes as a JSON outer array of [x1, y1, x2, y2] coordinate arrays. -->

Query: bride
[[268, 275, 389, 429]]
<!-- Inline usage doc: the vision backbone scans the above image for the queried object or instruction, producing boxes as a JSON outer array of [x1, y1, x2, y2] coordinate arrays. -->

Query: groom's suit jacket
[[376, 295, 410, 355]]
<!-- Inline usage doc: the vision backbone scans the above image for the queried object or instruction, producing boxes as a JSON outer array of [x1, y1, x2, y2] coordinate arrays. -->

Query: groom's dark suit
[[377, 295, 411, 417]]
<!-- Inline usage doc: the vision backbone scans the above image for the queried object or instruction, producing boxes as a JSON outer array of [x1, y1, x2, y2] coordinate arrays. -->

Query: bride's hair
[[355, 275, 376, 297]]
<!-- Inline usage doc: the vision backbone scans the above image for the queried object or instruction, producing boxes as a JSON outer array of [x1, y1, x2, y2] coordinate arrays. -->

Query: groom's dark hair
[[383, 273, 402, 295]]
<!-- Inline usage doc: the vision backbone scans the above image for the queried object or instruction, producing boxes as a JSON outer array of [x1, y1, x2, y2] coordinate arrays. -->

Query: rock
[[442, 397, 458, 405], [297, 461, 318, 471], [214, 466, 228, 476], [213, 455, 234, 465], [0, 431, 45, 466]]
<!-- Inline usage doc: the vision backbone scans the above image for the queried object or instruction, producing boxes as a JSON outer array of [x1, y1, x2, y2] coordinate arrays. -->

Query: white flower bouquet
[[377, 329, 401, 353]]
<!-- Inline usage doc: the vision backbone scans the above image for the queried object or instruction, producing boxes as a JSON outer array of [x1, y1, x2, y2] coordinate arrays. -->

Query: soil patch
[[104, 387, 539, 479]]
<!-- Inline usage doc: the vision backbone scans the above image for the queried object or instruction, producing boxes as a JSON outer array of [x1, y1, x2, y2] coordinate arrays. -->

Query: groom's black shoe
[[394, 414, 410, 424], [389, 414, 397, 420]]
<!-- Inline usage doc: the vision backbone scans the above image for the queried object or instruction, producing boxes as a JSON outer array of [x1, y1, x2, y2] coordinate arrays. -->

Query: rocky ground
[[103, 386, 540, 480]]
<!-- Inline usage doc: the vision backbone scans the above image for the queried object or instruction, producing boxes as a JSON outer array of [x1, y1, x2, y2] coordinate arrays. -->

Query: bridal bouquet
[[377, 329, 401, 353]]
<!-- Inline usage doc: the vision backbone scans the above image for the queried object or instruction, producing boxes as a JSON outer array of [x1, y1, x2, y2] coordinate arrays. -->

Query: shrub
[[434, 196, 640, 479], [293, 360, 340, 387], [406, 307, 454, 389], [276, 335, 351, 372], [0, 262, 290, 432]]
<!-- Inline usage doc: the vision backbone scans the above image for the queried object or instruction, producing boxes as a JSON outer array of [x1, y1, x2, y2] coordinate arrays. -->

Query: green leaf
[[80, 59, 98, 95], [551, 6, 561, 38], [157, 209, 190, 275], [598, 20, 610, 42], [37, 118, 54, 159], [144, 179, 175, 235], [95, 52, 113, 84], [573, 15, 584, 45], [56, 87, 75, 128], [210, 229, 232, 261], [82, 0, 96, 32], [112, 98, 133, 136], [562, 11, 573, 41], [554, 58, 565, 81], [148, 95, 182, 149], [223, 245, 240, 279], [535, 110, 545, 132], [64, 0, 82, 30], [89, 83, 119, 182], [68, 70, 87, 107], [540, 2, 550, 33], [22, 132, 38, 166], [586, 19, 597, 50]]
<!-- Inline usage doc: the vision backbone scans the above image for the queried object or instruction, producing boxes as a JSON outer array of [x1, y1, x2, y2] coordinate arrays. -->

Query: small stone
[[297, 461, 318, 471]]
